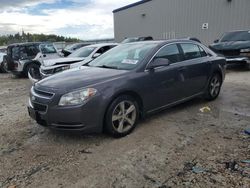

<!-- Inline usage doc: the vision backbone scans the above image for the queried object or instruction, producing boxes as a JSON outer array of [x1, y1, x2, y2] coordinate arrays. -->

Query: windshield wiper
[[97, 65, 118, 69]]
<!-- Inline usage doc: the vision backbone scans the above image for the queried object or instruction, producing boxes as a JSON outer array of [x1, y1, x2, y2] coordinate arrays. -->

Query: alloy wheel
[[209, 75, 221, 97], [112, 101, 137, 133]]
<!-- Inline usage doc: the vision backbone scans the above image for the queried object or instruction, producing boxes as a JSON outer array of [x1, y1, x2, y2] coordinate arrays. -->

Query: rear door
[[178, 43, 210, 97]]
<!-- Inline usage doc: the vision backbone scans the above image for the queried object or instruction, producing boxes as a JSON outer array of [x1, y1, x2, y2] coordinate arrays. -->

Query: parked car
[[210, 30, 250, 69], [28, 43, 118, 83], [0, 52, 6, 72], [61, 43, 90, 57], [28, 40, 226, 137], [121, 36, 153, 43], [3, 42, 61, 77]]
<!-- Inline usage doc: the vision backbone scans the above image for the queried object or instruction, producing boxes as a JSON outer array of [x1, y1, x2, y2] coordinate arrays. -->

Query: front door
[[142, 44, 187, 111]]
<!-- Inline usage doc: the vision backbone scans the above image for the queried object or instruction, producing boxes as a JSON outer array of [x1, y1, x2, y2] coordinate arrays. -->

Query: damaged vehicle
[[29, 43, 117, 82], [0, 52, 6, 72], [28, 40, 226, 137], [210, 30, 250, 69], [4, 42, 61, 77]]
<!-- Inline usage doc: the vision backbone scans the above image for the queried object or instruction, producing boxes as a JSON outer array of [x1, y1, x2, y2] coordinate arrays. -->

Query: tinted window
[[96, 45, 116, 54], [25, 45, 39, 57], [220, 31, 250, 42], [199, 46, 207, 57], [180, 43, 202, 60], [155, 44, 181, 63]]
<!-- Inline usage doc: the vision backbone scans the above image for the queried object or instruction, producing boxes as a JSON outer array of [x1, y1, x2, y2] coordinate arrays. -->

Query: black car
[[210, 30, 250, 69], [28, 40, 226, 137]]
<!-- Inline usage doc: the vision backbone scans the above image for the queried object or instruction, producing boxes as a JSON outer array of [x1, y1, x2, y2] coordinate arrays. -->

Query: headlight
[[55, 65, 70, 73], [58, 88, 97, 106], [240, 48, 250, 53]]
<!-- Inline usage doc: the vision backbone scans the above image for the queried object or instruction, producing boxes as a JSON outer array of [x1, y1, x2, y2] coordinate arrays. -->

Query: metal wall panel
[[113, 0, 250, 45]]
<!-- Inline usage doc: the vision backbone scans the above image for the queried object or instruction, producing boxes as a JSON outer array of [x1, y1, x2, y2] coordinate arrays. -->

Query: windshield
[[88, 43, 158, 70], [40, 44, 57, 54], [69, 47, 96, 58], [65, 43, 86, 51], [220, 31, 250, 42]]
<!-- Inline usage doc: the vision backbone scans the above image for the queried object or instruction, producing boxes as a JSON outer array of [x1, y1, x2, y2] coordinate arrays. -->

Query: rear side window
[[180, 43, 202, 60], [155, 44, 182, 63]]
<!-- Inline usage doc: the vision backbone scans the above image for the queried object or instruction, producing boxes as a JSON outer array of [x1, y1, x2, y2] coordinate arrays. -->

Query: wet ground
[[0, 67, 249, 188]]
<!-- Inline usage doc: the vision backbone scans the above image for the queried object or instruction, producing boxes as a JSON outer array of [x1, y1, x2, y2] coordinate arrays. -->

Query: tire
[[105, 95, 139, 138], [24, 63, 40, 78], [0, 56, 9, 73], [245, 63, 250, 70], [205, 73, 222, 101]]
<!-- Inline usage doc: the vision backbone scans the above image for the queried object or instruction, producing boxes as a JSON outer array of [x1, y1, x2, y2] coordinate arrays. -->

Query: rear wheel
[[205, 73, 222, 101], [105, 95, 139, 137]]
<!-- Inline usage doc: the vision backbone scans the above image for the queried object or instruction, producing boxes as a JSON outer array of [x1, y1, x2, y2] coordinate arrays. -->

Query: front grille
[[33, 102, 47, 112], [219, 50, 240, 57], [41, 69, 54, 75], [33, 88, 54, 99]]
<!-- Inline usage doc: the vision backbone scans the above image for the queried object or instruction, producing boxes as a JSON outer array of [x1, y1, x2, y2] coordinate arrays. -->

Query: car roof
[[8, 42, 52, 47], [122, 39, 201, 46], [84, 43, 118, 48]]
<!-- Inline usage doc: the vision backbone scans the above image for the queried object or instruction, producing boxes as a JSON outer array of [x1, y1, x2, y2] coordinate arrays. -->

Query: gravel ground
[[0, 68, 249, 188]]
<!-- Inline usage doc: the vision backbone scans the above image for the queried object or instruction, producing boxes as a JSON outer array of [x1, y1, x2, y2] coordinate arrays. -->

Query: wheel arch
[[102, 90, 144, 130]]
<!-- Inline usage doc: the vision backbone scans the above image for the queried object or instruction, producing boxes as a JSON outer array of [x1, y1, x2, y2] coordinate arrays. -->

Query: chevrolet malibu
[[28, 40, 226, 137]]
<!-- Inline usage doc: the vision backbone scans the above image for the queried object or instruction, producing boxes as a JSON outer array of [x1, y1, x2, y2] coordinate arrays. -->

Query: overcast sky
[[0, 0, 137, 39]]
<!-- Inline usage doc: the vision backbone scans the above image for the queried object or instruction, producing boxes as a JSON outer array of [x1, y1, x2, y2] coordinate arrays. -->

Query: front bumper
[[27, 87, 104, 133], [226, 57, 250, 64]]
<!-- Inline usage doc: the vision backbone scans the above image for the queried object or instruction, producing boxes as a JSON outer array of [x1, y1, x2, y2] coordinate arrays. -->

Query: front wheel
[[105, 95, 139, 137], [205, 73, 222, 101], [24, 63, 40, 78]]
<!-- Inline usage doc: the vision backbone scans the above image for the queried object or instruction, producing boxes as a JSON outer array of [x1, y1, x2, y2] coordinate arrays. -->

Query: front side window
[[199, 46, 207, 57], [154, 44, 181, 63], [180, 43, 202, 60], [25, 45, 39, 57]]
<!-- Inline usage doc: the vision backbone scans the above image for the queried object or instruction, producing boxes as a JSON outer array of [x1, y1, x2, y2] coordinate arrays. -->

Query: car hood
[[210, 41, 250, 51], [37, 66, 129, 91], [43, 57, 85, 67]]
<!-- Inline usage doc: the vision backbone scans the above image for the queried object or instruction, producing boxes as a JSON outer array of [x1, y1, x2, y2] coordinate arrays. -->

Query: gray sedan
[[28, 40, 226, 137]]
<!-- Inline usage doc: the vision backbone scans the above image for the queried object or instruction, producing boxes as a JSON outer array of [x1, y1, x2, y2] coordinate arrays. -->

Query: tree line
[[0, 32, 80, 46]]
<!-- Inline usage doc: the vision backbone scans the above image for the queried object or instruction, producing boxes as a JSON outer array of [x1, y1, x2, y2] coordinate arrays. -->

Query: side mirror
[[93, 53, 101, 58], [147, 58, 170, 70], [214, 39, 219, 43]]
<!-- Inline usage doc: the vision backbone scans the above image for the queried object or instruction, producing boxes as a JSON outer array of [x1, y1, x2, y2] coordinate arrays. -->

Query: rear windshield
[[220, 31, 250, 42]]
